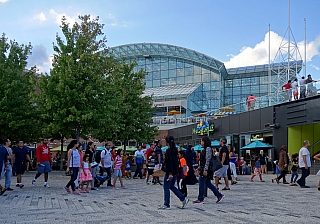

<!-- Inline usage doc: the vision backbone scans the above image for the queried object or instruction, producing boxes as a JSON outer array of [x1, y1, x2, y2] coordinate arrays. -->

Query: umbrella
[[51, 146, 67, 152], [193, 113, 207, 117], [161, 145, 181, 152], [219, 106, 235, 112], [166, 110, 182, 115], [191, 110, 207, 114], [214, 113, 225, 117], [211, 140, 220, 147], [97, 146, 105, 151], [240, 140, 273, 150], [193, 144, 203, 151]]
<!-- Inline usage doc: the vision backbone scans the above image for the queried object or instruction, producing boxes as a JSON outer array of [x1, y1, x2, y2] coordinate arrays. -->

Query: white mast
[[304, 18, 307, 77], [287, 0, 290, 81], [268, 24, 271, 106]]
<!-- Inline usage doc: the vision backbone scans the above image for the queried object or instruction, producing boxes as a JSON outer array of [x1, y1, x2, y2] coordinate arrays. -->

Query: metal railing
[[152, 79, 320, 126]]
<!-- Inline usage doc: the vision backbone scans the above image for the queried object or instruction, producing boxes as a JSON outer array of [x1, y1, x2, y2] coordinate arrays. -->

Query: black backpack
[[210, 149, 223, 172]]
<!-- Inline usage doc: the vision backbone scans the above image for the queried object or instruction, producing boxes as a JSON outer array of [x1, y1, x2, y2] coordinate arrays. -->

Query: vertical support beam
[[287, 0, 291, 81], [268, 23, 271, 106], [304, 18, 307, 78]]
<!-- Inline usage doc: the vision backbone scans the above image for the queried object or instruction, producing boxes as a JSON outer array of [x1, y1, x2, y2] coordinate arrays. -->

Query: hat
[[142, 144, 147, 149]]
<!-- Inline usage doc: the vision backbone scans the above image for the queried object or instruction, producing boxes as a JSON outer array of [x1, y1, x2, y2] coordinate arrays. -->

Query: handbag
[[90, 162, 98, 168], [153, 169, 165, 177], [90, 151, 98, 168], [211, 155, 223, 172], [65, 150, 73, 176]]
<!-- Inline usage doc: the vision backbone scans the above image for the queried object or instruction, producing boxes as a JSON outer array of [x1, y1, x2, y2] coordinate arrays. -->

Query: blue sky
[[1, 0, 320, 79]]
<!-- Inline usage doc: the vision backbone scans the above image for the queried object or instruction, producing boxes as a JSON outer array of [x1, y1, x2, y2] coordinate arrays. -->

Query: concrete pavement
[[0, 171, 319, 224]]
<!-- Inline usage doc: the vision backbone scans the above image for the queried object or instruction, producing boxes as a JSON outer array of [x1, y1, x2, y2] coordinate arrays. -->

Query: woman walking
[[228, 145, 239, 183], [158, 136, 189, 210], [193, 136, 224, 204], [274, 146, 289, 184], [64, 140, 81, 195], [184, 145, 198, 185]]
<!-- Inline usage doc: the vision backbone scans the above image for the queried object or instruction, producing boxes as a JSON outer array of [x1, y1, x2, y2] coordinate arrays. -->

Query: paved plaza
[[0, 171, 319, 224]]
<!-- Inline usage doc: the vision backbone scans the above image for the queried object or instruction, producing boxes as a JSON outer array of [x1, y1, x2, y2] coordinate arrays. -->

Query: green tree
[[109, 61, 158, 144], [36, 15, 120, 141], [0, 34, 42, 142]]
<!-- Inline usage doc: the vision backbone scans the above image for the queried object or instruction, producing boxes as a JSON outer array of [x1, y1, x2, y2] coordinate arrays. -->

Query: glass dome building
[[109, 43, 302, 117], [109, 43, 228, 116]]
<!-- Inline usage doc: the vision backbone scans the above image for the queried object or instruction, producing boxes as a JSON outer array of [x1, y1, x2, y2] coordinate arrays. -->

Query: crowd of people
[[0, 136, 319, 209]]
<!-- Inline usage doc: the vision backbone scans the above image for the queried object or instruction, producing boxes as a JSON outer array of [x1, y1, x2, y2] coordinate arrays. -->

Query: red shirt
[[36, 144, 52, 163], [284, 83, 291, 90], [111, 150, 117, 160], [145, 147, 153, 159]]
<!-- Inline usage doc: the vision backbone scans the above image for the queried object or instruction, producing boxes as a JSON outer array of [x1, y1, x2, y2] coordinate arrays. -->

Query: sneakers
[[158, 204, 170, 210], [64, 187, 71, 193], [32, 180, 36, 186], [182, 197, 189, 208], [91, 188, 98, 191], [221, 187, 230, 190], [85, 188, 89, 193], [5, 188, 13, 191], [16, 184, 24, 188], [192, 200, 204, 204], [80, 190, 85, 193], [121, 186, 127, 189], [44, 183, 50, 188], [73, 190, 80, 195], [216, 194, 225, 204]]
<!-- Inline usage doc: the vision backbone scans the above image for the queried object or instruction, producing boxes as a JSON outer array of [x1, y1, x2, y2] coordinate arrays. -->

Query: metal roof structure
[[109, 43, 227, 74], [142, 83, 201, 99]]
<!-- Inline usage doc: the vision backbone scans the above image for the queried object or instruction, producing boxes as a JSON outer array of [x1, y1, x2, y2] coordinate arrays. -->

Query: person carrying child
[[113, 149, 126, 189], [177, 150, 188, 197], [79, 155, 93, 193], [250, 156, 264, 182]]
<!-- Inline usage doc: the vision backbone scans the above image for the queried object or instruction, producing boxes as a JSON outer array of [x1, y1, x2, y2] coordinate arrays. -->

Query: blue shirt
[[0, 145, 8, 176], [154, 146, 163, 164], [254, 160, 261, 168]]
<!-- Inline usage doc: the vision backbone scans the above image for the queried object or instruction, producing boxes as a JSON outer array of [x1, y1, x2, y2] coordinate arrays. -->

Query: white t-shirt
[[101, 149, 112, 168], [299, 79, 306, 86], [291, 81, 298, 89], [134, 150, 145, 164], [298, 147, 311, 168]]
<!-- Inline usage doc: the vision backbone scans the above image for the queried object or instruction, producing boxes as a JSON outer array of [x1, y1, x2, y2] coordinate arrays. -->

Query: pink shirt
[[114, 155, 122, 170]]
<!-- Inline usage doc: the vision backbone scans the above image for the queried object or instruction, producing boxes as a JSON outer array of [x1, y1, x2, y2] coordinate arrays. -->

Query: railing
[[152, 79, 320, 126]]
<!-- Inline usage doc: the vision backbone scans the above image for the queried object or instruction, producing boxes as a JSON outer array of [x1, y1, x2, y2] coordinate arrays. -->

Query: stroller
[[94, 175, 109, 187]]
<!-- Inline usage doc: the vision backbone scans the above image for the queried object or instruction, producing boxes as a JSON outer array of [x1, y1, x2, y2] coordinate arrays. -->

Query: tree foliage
[[36, 15, 158, 142], [0, 34, 42, 142]]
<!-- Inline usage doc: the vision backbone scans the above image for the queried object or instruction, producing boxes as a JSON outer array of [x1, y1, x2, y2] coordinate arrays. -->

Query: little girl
[[113, 149, 126, 189], [250, 156, 264, 182], [79, 155, 93, 193]]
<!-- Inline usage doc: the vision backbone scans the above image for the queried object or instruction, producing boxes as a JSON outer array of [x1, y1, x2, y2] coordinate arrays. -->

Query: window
[[169, 69, 177, 78], [161, 70, 168, 79]]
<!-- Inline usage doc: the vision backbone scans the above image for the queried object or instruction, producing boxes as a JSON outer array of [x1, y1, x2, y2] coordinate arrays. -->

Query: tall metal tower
[[269, 0, 303, 104]]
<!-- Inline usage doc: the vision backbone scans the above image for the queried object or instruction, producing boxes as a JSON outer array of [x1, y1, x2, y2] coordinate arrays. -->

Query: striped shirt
[[114, 155, 122, 170]]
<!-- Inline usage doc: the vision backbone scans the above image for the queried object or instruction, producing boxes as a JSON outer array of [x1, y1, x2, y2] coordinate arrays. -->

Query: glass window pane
[[177, 77, 184, 85], [169, 59, 176, 69], [177, 68, 184, 77], [153, 79, 160, 87], [161, 70, 168, 78], [185, 76, 193, 84], [169, 69, 176, 78]]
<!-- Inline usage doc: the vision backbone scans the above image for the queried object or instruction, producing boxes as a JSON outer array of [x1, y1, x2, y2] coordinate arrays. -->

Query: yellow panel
[[301, 124, 314, 146], [312, 122, 320, 155], [288, 126, 302, 155]]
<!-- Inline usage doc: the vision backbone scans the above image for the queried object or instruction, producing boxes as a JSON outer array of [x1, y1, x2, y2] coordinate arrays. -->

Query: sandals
[[0, 186, 6, 196]]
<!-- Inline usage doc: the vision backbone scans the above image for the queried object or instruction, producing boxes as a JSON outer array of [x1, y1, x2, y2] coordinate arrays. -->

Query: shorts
[[37, 161, 52, 173], [15, 163, 27, 175], [214, 165, 229, 178], [113, 169, 122, 177], [147, 169, 154, 176], [125, 169, 131, 172]]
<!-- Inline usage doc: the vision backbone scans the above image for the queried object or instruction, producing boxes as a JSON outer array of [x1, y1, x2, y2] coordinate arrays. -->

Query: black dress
[[184, 146, 198, 185]]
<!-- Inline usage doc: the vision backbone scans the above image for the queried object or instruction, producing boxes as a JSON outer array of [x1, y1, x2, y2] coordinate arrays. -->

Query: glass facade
[[110, 43, 303, 116]]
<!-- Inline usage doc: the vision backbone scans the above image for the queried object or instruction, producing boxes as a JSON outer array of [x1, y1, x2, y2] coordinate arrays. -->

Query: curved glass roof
[[109, 43, 225, 72], [227, 60, 303, 75]]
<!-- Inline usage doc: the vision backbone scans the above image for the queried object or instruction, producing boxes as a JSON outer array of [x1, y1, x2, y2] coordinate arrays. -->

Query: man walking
[[214, 138, 230, 190], [297, 140, 311, 188], [4, 139, 14, 190], [0, 138, 8, 195], [12, 141, 30, 188], [100, 143, 113, 187], [32, 139, 52, 188]]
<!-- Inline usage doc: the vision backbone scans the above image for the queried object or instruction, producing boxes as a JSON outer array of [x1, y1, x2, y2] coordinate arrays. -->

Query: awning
[[241, 140, 273, 150]]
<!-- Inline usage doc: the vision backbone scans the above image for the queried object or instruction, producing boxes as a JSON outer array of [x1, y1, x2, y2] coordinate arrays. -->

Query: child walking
[[125, 158, 132, 179], [79, 155, 93, 193], [290, 153, 299, 186], [250, 156, 264, 182], [177, 150, 188, 197], [113, 149, 126, 189]]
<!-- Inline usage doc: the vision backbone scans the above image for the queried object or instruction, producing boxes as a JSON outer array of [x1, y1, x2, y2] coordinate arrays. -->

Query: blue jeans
[[90, 166, 97, 187], [198, 175, 221, 201], [290, 170, 298, 183], [163, 174, 185, 207], [297, 167, 310, 186], [134, 163, 143, 178], [5, 164, 12, 189]]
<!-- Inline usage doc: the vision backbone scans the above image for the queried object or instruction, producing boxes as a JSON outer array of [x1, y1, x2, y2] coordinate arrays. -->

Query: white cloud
[[225, 31, 320, 68], [0, 0, 9, 3], [49, 9, 77, 26], [33, 12, 46, 23], [310, 64, 320, 71], [105, 13, 132, 27]]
